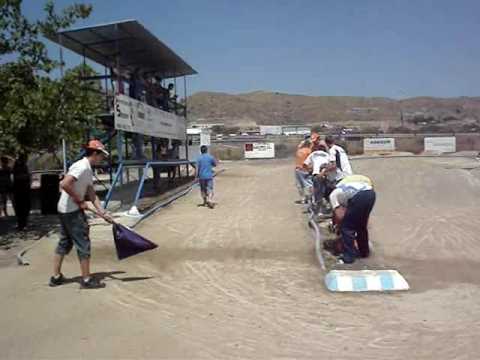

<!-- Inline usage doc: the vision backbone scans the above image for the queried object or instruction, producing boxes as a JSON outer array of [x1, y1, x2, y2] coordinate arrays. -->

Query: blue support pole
[[103, 162, 123, 209], [132, 162, 151, 208], [116, 130, 123, 185]]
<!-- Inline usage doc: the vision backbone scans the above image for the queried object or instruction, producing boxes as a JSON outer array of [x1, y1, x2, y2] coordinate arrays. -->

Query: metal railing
[[103, 159, 196, 211]]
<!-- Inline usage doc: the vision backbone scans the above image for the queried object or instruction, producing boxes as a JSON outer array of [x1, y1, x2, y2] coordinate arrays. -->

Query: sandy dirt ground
[[1, 157, 480, 359]]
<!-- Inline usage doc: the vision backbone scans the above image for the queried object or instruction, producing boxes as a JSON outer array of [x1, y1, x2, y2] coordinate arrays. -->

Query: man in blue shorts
[[195, 145, 217, 208]]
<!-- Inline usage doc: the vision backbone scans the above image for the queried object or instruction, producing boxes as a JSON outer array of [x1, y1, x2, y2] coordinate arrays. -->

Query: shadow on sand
[[61, 271, 154, 287]]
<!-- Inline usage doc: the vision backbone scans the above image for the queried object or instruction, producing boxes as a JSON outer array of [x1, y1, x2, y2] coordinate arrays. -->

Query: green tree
[[0, 0, 95, 155]]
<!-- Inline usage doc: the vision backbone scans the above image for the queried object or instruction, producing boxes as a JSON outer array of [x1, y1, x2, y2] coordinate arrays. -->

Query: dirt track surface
[[1, 157, 480, 359]]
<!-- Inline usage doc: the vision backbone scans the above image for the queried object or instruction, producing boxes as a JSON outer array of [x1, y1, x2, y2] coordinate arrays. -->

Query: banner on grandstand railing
[[114, 94, 186, 140], [244, 143, 275, 159], [363, 138, 395, 152], [424, 137, 456, 153]]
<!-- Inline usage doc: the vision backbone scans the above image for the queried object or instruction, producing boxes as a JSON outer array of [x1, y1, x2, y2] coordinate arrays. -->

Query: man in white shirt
[[325, 136, 353, 181], [303, 141, 336, 215], [50, 140, 112, 289], [329, 175, 376, 264]]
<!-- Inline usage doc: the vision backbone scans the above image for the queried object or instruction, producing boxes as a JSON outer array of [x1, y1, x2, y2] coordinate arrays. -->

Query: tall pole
[[104, 66, 109, 112], [184, 76, 189, 176], [398, 90, 407, 128], [62, 139, 67, 173], [59, 43, 67, 172], [174, 75, 178, 115], [183, 76, 188, 117], [82, 47, 90, 141], [115, 23, 124, 185]]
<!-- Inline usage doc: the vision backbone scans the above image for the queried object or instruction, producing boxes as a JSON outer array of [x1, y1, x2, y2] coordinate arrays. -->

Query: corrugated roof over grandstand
[[46, 19, 197, 78]]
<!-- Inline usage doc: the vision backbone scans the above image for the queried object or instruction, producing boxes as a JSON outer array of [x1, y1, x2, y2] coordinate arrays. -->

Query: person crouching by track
[[303, 141, 336, 216], [50, 140, 113, 289], [294, 139, 312, 204], [195, 145, 217, 209], [329, 175, 376, 264]]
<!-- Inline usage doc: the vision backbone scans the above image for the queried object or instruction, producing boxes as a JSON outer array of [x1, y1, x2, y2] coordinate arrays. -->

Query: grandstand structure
[[47, 20, 198, 214]]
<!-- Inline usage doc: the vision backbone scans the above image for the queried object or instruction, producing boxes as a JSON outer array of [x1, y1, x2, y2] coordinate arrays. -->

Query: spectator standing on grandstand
[[294, 139, 312, 204], [303, 141, 336, 215], [195, 145, 217, 209], [168, 83, 176, 101], [0, 156, 12, 217], [325, 136, 353, 181], [329, 175, 376, 264], [50, 140, 112, 289], [12, 154, 31, 230]]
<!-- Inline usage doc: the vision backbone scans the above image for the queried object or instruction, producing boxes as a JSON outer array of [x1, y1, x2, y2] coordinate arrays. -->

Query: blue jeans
[[312, 176, 335, 205], [56, 210, 91, 260], [340, 190, 376, 263], [295, 169, 312, 197]]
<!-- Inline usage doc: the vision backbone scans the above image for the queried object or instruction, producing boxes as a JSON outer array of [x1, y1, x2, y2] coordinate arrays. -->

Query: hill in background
[[187, 91, 480, 133]]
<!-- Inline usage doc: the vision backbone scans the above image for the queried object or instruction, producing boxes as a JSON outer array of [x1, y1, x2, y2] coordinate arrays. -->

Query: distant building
[[260, 125, 311, 136], [282, 126, 310, 136], [259, 126, 283, 135], [347, 107, 379, 114], [189, 122, 225, 129]]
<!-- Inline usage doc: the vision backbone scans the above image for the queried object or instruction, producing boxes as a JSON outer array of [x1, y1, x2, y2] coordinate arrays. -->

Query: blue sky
[[21, 0, 480, 98]]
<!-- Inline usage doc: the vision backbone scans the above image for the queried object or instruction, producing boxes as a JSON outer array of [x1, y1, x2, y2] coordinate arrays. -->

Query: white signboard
[[114, 94, 186, 140], [364, 138, 395, 152], [200, 129, 211, 146], [424, 137, 456, 153], [244, 143, 275, 159]]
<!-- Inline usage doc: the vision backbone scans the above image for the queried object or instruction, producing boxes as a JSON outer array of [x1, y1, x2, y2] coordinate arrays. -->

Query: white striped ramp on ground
[[325, 270, 409, 292]]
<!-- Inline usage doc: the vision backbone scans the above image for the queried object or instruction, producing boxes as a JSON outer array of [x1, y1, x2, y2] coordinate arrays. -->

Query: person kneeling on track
[[329, 175, 376, 264], [303, 141, 336, 217], [294, 139, 313, 204]]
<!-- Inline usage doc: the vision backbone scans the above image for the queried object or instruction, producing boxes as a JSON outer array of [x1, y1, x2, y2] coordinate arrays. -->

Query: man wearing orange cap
[[50, 140, 112, 289]]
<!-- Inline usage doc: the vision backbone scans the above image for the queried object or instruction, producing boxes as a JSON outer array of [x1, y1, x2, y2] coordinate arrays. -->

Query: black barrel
[[40, 174, 60, 214]]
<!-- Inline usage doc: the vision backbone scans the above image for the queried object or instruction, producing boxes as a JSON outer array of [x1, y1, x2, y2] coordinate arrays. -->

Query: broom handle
[[85, 206, 116, 225]]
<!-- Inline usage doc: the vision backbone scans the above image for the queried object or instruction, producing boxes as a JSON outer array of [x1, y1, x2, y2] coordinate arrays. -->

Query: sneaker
[[49, 273, 65, 287], [81, 277, 106, 289], [207, 202, 215, 209], [338, 255, 355, 264]]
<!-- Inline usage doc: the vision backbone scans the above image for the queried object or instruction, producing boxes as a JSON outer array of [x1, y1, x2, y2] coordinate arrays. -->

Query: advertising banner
[[424, 137, 456, 153], [244, 143, 275, 159], [364, 138, 395, 152], [114, 94, 186, 140]]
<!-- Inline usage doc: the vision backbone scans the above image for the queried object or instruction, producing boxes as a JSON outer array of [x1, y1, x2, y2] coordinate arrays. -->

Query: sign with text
[[364, 138, 395, 152], [424, 137, 456, 153], [244, 143, 275, 159], [114, 94, 186, 140]]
